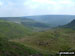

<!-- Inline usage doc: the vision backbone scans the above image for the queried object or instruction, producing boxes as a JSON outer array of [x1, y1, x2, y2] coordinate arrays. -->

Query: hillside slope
[[0, 17, 51, 30], [13, 28, 75, 55], [0, 20, 31, 39], [11, 19, 75, 55], [0, 38, 43, 56], [21, 21, 51, 31], [0, 20, 45, 56], [63, 19, 75, 29]]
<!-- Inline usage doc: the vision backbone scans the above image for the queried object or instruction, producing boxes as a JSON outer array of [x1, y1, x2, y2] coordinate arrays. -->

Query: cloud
[[0, 0, 75, 17], [58, 0, 72, 4], [0, 1, 3, 6], [24, 0, 75, 10], [31, 0, 56, 4]]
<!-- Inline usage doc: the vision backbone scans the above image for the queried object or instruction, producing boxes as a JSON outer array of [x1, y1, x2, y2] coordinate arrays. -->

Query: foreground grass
[[0, 38, 44, 56], [12, 28, 75, 55]]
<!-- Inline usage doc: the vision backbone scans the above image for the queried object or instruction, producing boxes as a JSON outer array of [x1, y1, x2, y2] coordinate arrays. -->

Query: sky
[[0, 0, 75, 17]]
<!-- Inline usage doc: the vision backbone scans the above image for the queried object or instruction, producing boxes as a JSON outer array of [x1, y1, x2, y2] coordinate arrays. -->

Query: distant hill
[[21, 21, 51, 31], [0, 17, 34, 23], [0, 17, 51, 31], [26, 15, 75, 27], [1, 15, 75, 28]]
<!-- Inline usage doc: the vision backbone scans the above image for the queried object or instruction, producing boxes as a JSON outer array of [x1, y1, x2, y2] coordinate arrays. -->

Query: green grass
[[0, 19, 75, 56], [0, 20, 45, 56], [0, 20, 32, 39], [0, 37, 43, 56], [12, 28, 75, 55]]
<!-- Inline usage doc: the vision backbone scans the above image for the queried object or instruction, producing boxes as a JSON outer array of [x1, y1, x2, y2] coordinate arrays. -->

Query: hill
[[26, 15, 75, 27], [63, 19, 75, 29], [0, 20, 31, 39], [0, 20, 45, 56], [0, 17, 51, 31], [21, 21, 51, 31], [0, 17, 33, 23], [0, 17, 75, 56]]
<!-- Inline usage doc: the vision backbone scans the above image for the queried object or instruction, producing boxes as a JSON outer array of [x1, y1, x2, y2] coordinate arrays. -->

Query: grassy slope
[[21, 21, 50, 28], [0, 38, 43, 56], [13, 28, 75, 55], [0, 19, 75, 56], [63, 20, 75, 29], [0, 20, 32, 39], [0, 17, 51, 31], [0, 20, 44, 56]]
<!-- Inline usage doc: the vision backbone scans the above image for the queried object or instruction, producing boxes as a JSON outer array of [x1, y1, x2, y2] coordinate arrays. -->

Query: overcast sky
[[0, 0, 75, 17]]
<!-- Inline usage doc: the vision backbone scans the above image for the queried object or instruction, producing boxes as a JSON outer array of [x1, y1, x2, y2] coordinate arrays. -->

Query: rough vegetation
[[13, 28, 75, 55], [0, 19, 75, 56], [0, 37, 43, 56], [0, 20, 32, 39]]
